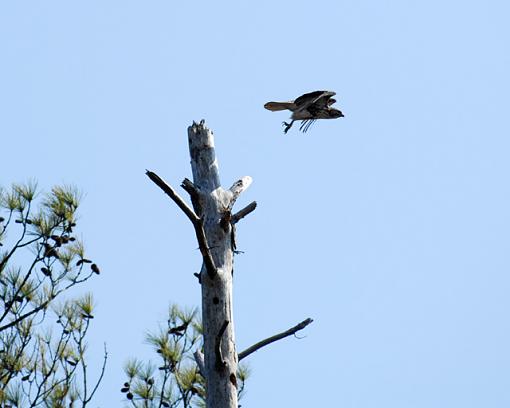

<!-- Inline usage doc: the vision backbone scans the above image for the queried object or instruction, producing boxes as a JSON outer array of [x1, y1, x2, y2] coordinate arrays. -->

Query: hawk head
[[328, 108, 344, 119]]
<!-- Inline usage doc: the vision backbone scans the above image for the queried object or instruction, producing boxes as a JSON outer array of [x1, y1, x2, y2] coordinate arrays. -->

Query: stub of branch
[[181, 178, 200, 200], [215, 320, 230, 370], [238, 318, 313, 361], [194, 350, 206, 376], [146, 170, 217, 278], [181, 178, 205, 223], [228, 176, 252, 210], [232, 201, 257, 224]]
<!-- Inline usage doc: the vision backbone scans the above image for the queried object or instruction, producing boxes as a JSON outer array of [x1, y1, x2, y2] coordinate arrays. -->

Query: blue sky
[[1, 1, 510, 407]]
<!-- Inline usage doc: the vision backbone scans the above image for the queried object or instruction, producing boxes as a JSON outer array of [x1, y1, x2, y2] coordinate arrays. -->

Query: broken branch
[[195, 219, 217, 278], [228, 177, 252, 211], [181, 178, 203, 216], [146, 170, 198, 223], [146, 170, 217, 277], [194, 350, 205, 376], [181, 178, 199, 197], [238, 318, 313, 361], [232, 201, 257, 224], [215, 320, 230, 370]]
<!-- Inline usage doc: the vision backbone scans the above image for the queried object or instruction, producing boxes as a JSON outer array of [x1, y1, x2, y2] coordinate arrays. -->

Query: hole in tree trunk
[[229, 373, 237, 388]]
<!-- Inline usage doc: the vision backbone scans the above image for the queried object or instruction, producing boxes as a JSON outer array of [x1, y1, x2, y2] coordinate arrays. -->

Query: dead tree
[[146, 120, 312, 408]]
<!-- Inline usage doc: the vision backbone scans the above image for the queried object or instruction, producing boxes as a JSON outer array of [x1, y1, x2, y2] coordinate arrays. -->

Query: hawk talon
[[282, 121, 293, 134]]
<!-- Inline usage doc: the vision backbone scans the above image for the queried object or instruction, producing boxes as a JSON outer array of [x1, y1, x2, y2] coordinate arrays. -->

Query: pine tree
[[0, 182, 105, 407]]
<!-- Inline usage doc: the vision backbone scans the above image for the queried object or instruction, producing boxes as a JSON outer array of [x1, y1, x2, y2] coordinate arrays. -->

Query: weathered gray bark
[[187, 120, 246, 408], [147, 120, 313, 408]]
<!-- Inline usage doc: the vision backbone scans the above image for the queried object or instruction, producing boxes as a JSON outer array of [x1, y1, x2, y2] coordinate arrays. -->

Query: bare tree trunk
[[147, 120, 312, 408], [188, 121, 239, 408]]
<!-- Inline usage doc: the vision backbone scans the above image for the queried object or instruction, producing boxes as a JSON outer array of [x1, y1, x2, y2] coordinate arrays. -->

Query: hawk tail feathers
[[264, 101, 296, 111]]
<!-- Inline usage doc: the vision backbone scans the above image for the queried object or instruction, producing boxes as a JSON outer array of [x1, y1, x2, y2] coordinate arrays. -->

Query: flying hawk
[[264, 90, 344, 133]]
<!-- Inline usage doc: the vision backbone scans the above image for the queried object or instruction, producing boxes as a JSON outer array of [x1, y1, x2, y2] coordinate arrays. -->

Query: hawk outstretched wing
[[294, 90, 336, 108]]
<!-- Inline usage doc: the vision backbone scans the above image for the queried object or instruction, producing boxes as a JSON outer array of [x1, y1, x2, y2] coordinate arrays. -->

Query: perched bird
[[264, 90, 344, 133]]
